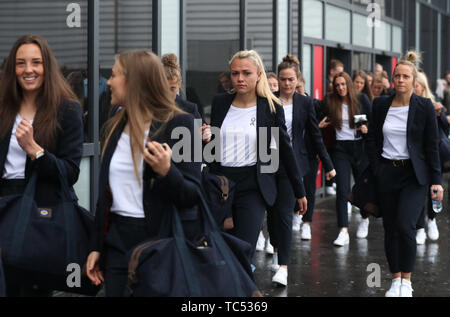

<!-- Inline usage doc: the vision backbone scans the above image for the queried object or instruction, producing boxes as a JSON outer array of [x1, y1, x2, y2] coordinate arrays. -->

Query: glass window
[[302, 44, 312, 96], [392, 26, 402, 54], [73, 157, 91, 210], [325, 5, 351, 44], [374, 21, 391, 51], [247, 0, 273, 71], [420, 4, 438, 90], [303, 0, 323, 39], [99, 0, 152, 130], [161, 0, 180, 57], [277, 0, 289, 65], [352, 52, 372, 73], [185, 0, 240, 122], [353, 13, 373, 48], [292, 0, 299, 58], [0, 0, 89, 139], [431, 0, 447, 11]]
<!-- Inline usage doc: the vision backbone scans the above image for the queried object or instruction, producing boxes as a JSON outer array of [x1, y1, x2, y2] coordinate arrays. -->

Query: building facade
[[1, 0, 449, 212]]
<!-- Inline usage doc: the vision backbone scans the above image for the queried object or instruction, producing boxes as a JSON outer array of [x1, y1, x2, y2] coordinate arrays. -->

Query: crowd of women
[[0, 34, 445, 297]]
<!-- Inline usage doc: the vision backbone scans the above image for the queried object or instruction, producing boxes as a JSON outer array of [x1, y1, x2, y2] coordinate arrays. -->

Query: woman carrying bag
[[85, 50, 202, 297], [0, 35, 84, 296], [366, 52, 443, 297], [202, 50, 308, 266]]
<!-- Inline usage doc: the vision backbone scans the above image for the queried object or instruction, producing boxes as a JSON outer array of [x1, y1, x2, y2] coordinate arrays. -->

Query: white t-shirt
[[2, 115, 32, 180], [335, 104, 359, 141], [382, 106, 410, 160], [109, 132, 147, 219], [283, 104, 294, 143], [220, 105, 276, 167]]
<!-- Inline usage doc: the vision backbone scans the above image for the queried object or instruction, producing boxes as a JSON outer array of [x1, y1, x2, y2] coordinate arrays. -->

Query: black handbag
[[439, 128, 450, 173], [348, 166, 381, 218], [201, 167, 235, 230], [125, 189, 261, 297], [0, 158, 100, 295]]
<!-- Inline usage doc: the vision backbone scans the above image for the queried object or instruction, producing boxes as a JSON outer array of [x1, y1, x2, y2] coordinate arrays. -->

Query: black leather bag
[[439, 128, 450, 173], [0, 158, 100, 295], [125, 189, 261, 297], [348, 166, 381, 218], [201, 167, 235, 230]]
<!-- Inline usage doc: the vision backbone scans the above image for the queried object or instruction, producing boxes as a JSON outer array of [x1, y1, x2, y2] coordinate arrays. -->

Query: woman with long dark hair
[[85, 50, 202, 296], [0, 34, 83, 296], [319, 72, 371, 246], [353, 70, 374, 102]]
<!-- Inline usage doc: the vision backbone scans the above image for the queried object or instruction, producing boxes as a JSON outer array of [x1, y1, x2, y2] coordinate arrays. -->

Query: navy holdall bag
[[0, 158, 100, 296], [125, 188, 262, 297]]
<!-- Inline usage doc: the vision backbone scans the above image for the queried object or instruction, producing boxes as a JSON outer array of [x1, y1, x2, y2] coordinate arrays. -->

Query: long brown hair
[[101, 50, 183, 183], [353, 70, 374, 102], [0, 35, 77, 149], [327, 72, 360, 130]]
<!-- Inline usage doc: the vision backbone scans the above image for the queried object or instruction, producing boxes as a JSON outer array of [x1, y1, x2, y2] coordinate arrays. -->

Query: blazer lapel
[[406, 94, 418, 135], [0, 130, 12, 175]]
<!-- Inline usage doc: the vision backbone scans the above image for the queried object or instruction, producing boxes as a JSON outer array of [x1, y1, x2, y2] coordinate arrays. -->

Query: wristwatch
[[35, 149, 45, 160]]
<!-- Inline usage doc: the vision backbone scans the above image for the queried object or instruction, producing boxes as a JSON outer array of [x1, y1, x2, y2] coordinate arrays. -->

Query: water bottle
[[432, 188, 443, 213]]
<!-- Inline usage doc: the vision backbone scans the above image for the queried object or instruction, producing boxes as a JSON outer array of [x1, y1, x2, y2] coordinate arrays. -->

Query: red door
[[313, 46, 324, 189]]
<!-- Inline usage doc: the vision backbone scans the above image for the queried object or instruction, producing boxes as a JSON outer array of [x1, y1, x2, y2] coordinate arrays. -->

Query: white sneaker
[[256, 231, 265, 251], [292, 214, 302, 231], [301, 223, 312, 240], [272, 267, 288, 286], [416, 228, 427, 245], [333, 230, 349, 246], [270, 252, 280, 271], [326, 186, 336, 195], [348, 202, 353, 214], [356, 219, 369, 239], [400, 279, 413, 297], [385, 278, 401, 297], [427, 219, 439, 241], [265, 237, 274, 255]]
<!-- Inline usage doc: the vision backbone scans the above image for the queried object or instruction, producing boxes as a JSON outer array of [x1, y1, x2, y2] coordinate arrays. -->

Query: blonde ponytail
[[229, 50, 281, 113]]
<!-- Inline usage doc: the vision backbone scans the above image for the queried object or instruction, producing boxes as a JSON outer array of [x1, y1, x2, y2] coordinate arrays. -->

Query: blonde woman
[[204, 50, 307, 265], [414, 70, 447, 244], [85, 50, 202, 296], [367, 52, 443, 297]]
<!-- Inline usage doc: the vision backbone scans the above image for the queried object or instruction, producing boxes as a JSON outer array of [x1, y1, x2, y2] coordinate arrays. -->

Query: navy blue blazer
[[92, 112, 202, 252], [366, 93, 442, 186], [210, 92, 306, 207], [175, 95, 203, 122], [278, 92, 334, 176], [0, 100, 83, 203]]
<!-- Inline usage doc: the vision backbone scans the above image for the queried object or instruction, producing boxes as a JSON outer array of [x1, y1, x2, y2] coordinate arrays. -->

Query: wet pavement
[[253, 175, 450, 297], [54, 175, 450, 298]]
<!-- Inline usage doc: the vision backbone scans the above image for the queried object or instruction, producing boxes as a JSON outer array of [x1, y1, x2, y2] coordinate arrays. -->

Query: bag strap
[[171, 206, 203, 297], [195, 188, 246, 297], [217, 176, 229, 203]]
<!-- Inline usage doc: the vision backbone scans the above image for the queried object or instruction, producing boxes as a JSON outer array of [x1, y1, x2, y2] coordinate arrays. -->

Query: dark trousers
[[103, 214, 150, 297], [215, 166, 267, 262], [302, 157, 320, 223], [376, 160, 427, 273], [267, 166, 296, 266], [332, 140, 366, 228], [416, 188, 438, 229]]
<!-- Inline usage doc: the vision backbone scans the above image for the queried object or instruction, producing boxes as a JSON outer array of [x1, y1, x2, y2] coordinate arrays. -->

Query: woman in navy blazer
[[266, 55, 336, 286], [366, 52, 443, 297], [203, 50, 307, 265], [319, 72, 371, 246], [0, 35, 83, 296], [86, 50, 201, 296]]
